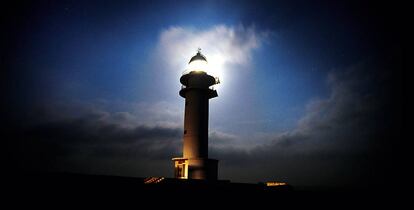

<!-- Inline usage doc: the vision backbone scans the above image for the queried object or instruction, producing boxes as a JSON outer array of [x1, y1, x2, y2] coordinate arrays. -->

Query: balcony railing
[[181, 85, 215, 91]]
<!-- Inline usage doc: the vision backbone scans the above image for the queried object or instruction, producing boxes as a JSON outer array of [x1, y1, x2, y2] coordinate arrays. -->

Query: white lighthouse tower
[[172, 49, 220, 180]]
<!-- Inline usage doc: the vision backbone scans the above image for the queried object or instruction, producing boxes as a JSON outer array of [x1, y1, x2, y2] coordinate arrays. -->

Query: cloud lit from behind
[[156, 25, 267, 91]]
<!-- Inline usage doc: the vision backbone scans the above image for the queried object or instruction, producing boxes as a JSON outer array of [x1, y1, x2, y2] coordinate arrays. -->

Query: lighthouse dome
[[189, 50, 207, 64]]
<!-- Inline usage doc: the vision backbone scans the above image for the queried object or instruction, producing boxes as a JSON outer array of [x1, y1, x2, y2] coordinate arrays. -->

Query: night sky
[[2, 0, 404, 189]]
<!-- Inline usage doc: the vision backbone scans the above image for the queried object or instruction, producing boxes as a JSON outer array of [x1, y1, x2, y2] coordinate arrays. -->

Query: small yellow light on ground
[[266, 182, 288, 187]]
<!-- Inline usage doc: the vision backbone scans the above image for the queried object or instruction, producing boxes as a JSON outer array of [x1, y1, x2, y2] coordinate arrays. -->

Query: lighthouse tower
[[172, 49, 219, 180]]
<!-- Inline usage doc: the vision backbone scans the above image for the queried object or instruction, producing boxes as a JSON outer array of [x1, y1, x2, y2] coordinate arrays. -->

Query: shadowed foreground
[[11, 172, 292, 195], [5, 172, 401, 207]]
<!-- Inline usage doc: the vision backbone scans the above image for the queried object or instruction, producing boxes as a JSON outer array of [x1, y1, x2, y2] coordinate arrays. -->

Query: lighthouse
[[172, 49, 220, 180]]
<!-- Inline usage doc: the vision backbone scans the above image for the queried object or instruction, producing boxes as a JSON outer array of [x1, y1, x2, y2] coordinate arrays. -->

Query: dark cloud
[[7, 107, 183, 177], [211, 54, 403, 187]]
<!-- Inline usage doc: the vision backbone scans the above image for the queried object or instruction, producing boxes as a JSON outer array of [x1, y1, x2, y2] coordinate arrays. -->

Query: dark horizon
[[2, 0, 405, 190]]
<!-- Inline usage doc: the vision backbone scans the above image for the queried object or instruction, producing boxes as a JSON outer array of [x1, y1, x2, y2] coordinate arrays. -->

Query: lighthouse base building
[[172, 157, 218, 180]]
